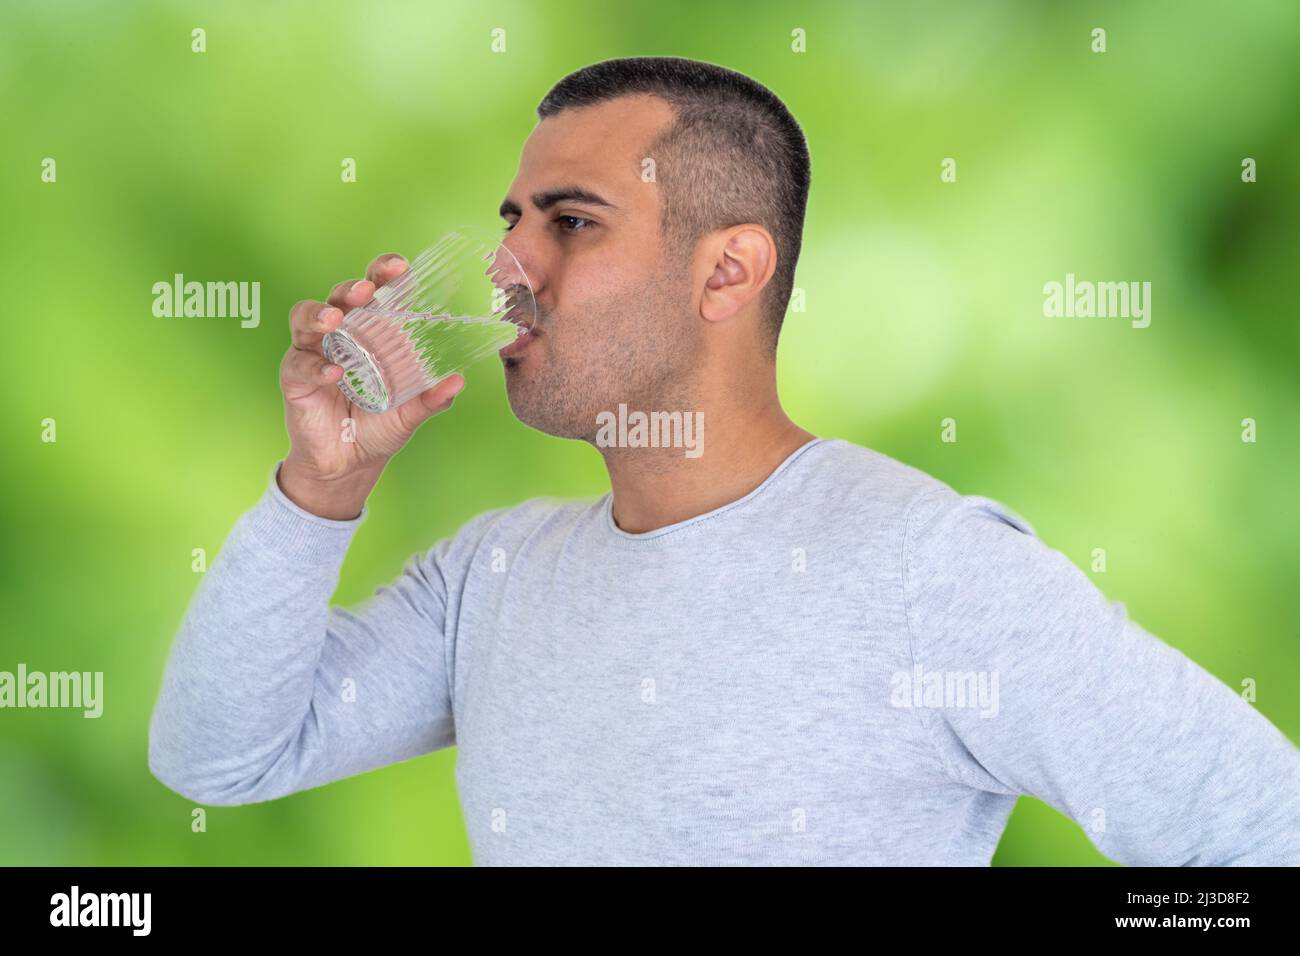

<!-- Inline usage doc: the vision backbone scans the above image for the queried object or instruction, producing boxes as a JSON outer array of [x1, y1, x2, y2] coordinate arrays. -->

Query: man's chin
[[503, 382, 589, 440], [503, 374, 549, 433]]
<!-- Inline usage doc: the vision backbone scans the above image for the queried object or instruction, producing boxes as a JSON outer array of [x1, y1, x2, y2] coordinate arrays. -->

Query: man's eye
[[501, 216, 591, 234]]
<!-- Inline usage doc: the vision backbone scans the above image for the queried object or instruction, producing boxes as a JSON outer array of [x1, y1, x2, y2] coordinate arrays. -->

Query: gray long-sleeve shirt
[[148, 437, 1300, 864]]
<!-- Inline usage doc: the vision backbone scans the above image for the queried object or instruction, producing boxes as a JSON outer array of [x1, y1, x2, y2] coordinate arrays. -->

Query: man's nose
[[491, 231, 543, 327], [499, 226, 544, 299]]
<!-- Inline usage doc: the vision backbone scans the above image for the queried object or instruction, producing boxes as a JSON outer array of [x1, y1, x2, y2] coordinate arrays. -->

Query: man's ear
[[700, 226, 776, 323]]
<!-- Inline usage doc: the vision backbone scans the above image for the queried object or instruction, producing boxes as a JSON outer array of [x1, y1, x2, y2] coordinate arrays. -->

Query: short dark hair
[[536, 56, 811, 351]]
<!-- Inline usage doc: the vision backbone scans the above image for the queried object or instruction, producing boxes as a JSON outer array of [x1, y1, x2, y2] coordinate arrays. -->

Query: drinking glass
[[321, 224, 536, 413]]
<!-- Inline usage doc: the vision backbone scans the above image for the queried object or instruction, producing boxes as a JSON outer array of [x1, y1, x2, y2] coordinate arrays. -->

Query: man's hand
[[277, 252, 465, 518]]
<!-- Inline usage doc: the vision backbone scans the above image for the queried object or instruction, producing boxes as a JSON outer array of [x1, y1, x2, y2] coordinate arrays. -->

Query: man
[[148, 56, 1300, 865]]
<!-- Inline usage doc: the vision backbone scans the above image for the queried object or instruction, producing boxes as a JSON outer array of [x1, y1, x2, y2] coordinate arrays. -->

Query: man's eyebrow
[[498, 185, 617, 220]]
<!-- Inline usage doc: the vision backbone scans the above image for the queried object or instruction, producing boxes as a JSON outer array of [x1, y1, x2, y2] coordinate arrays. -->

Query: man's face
[[496, 94, 701, 440]]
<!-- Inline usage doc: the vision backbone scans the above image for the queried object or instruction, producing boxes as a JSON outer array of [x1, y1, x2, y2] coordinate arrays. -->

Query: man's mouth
[[498, 317, 538, 359]]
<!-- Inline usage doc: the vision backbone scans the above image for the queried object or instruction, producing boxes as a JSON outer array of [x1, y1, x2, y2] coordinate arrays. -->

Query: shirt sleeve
[[147, 461, 494, 806], [901, 485, 1300, 865]]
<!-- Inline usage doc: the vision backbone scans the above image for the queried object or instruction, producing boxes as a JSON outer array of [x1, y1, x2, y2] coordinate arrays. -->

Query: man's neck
[[599, 388, 816, 534]]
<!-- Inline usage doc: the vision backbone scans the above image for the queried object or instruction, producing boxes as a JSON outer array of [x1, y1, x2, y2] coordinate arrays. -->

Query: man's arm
[[147, 462, 488, 806], [901, 486, 1300, 865]]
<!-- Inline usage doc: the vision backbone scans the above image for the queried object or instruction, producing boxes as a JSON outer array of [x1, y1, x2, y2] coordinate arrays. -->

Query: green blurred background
[[2, 0, 1297, 866]]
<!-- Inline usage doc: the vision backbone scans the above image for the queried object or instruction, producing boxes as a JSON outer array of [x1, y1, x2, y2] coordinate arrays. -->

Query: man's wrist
[[276, 460, 382, 520]]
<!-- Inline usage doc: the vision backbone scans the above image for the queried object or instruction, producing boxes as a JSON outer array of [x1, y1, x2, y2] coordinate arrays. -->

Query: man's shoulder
[[798, 438, 1037, 539], [790, 438, 952, 517], [431, 492, 599, 560]]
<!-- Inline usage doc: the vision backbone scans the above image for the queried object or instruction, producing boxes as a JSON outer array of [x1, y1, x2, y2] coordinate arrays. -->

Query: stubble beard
[[504, 276, 700, 443]]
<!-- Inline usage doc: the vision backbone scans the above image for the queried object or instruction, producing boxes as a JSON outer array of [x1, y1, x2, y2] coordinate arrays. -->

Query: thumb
[[397, 373, 466, 431]]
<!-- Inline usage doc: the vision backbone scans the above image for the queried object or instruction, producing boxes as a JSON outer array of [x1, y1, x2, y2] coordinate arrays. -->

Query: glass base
[[322, 330, 391, 413]]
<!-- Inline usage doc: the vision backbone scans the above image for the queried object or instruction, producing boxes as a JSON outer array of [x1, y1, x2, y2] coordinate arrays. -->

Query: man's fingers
[[366, 253, 409, 287], [292, 258, 403, 351], [289, 300, 343, 351], [327, 278, 375, 311], [282, 346, 343, 387]]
